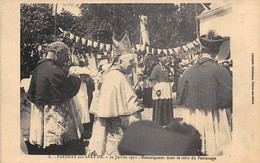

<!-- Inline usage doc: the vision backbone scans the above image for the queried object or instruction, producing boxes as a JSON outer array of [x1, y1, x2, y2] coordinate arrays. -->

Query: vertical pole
[[195, 3, 199, 38], [54, 4, 58, 38]]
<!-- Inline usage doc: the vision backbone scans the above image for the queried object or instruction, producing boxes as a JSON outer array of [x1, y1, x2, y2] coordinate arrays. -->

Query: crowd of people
[[20, 30, 232, 156]]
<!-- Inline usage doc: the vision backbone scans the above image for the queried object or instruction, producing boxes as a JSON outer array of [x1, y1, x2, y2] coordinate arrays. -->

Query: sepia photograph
[[20, 2, 232, 156], [0, 0, 259, 163]]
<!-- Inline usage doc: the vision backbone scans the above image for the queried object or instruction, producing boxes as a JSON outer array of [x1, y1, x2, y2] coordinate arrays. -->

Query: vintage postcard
[[0, 0, 259, 162]]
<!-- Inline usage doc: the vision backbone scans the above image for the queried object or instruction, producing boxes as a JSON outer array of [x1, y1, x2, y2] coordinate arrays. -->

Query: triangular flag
[[187, 42, 194, 49], [151, 48, 155, 54], [100, 43, 105, 50], [106, 44, 111, 51], [81, 38, 86, 45], [136, 44, 141, 51], [69, 33, 75, 40], [168, 48, 173, 54], [182, 45, 188, 51], [157, 49, 162, 54], [75, 36, 80, 43], [93, 41, 99, 48], [163, 49, 168, 54], [87, 40, 93, 47], [173, 47, 179, 53]]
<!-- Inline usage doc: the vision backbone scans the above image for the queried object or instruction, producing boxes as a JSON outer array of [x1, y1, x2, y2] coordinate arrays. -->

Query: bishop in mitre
[[87, 33, 143, 155]]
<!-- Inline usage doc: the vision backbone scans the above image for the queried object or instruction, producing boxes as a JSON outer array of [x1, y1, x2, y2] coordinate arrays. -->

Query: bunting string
[[58, 28, 201, 60]]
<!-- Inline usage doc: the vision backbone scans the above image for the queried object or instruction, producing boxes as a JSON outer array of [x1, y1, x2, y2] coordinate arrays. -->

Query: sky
[[57, 4, 81, 16]]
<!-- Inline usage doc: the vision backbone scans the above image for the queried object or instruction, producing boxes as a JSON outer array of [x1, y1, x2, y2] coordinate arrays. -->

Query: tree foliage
[[20, 4, 77, 79], [73, 4, 204, 48], [20, 4, 54, 46], [20, 3, 206, 79]]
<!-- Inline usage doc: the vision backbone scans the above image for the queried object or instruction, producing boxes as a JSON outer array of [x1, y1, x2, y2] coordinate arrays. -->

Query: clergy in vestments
[[176, 30, 232, 155], [87, 34, 142, 156], [149, 53, 174, 126], [28, 41, 83, 154]]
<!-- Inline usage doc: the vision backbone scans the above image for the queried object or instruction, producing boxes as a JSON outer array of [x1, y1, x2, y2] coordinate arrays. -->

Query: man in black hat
[[176, 30, 232, 155]]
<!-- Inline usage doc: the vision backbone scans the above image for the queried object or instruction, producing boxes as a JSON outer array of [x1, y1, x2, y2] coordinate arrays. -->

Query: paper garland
[[75, 36, 80, 43], [69, 33, 75, 40], [168, 48, 173, 54], [81, 38, 86, 45], [182, 46, 188, 51], [59, 28, 201, 58], [106, 44, 111, 51], [93, 41, 99, 48], [100, 43, 104, 50], [157, 49, 162, 54], [87, 40, 93, 47]]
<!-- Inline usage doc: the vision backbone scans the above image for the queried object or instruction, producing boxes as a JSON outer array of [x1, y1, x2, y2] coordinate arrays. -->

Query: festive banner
[[173, 47, 179, 53], [146, 46, 150, 53], [100, 43, 104, 50], [69, 33, 75, 40], [187, 42, 194, 49], [152, 48, 155, 54], [106, 44, 111, 51], [157, 49, 162, 54], [168, 48, 173, 54], [93, 41, 99, 48], [87, 40, 93, 47], [163, 49, 168, 54], [59, 30, 201, 58], [75, 36, 80, 43], [182, 45, 188, 51], [81, 38, 86, 45]]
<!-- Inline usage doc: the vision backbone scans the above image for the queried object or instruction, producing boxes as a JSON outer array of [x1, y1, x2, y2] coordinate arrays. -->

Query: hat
[[112, 33, 133, 57], [47, 41, 69, 54], [144, 53, 158, 67], [199, 30, 223, 52]]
